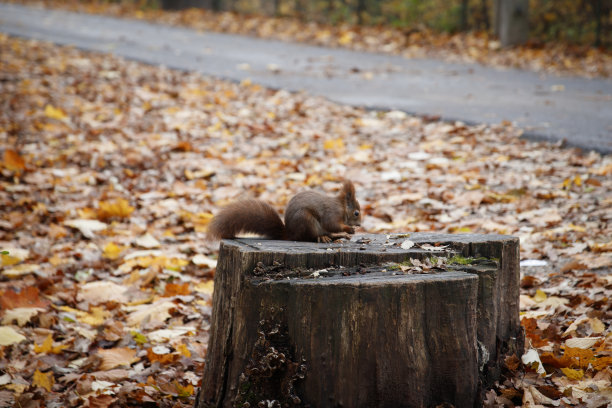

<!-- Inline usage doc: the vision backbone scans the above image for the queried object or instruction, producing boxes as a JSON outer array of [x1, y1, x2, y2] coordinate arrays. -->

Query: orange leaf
[[163, 282, 190, 297], [3, 149, 25, 172], [0, 287, 49, 310], [147, 347, 177, 364], [32, 369, 54, 392]]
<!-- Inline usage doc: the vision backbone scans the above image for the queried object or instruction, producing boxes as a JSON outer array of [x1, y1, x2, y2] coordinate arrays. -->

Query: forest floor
[[6, 0, 612, 79], [0, 11, 611, 408]]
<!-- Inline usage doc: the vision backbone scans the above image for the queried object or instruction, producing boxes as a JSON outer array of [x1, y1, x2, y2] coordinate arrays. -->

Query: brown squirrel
[[208, 180, 361, 243]]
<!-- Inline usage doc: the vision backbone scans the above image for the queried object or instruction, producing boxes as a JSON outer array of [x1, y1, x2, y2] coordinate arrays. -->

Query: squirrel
[[207, 180, 361, 243]]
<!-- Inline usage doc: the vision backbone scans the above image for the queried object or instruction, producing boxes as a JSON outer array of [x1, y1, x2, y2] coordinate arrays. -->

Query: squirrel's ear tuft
[[341, 180, 355, 200]]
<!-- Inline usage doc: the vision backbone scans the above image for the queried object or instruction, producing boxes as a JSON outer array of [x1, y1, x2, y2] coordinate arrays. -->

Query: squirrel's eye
[[354, 210, 360, 217]]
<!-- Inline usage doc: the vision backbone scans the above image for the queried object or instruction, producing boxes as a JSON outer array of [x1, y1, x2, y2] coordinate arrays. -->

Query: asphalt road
[[1, 2, 611, 153]]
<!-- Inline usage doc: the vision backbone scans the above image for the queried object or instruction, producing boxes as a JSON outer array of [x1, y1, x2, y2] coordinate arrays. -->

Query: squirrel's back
[[207, 198, 284, 240]]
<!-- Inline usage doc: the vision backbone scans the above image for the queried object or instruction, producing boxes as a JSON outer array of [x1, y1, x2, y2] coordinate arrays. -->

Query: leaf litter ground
[[0, 35, 611, 407]]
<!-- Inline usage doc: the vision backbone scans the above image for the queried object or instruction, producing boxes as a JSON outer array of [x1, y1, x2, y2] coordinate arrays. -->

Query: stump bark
[[195, 233, 522, 408]]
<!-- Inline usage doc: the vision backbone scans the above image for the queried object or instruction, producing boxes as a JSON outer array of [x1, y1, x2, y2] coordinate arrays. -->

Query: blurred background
[[131, 0, 609, 47]]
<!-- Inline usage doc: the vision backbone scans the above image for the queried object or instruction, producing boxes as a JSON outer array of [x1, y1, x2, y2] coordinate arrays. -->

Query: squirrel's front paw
[[318, 236, 333, 243]]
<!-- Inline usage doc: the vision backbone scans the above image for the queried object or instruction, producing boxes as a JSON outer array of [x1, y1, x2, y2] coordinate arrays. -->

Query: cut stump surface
[[196, 233, 522, 408]]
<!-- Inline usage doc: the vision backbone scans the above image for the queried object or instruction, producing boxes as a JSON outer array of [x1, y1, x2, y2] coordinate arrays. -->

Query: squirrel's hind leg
[[285, 209, 326, 242]]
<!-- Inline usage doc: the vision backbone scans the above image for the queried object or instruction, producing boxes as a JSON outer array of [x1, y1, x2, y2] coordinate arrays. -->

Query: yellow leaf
[[560, 367, 584, 380], [2, 149, 26, 172], [175, 381, 194, 397], [103, 242, 125, 260], [97, 198, 134, 219], [33, 334, 53, 353], [57, 305, 110, 326], [338, 31, 353, 45], [77, 207, 98, 219], [1, 253, 22, 266], [194, 280, 214, 295], [80, 307, 110, 326], [2, 263, 39, 278], [323, 138, 344, 150], [561, 178, 572, 189], [533, 289, 547, 303], [176, 343, 191, 357], [32, 369, 55, 392], [573, 175, 582, 186], [44, 104, 68, 121], [33, 334, 68, 354]]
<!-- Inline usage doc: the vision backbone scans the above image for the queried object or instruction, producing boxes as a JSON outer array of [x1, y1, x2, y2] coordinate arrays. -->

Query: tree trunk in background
[[160, 0, 208, 10], [481, 0, 490, 30], [593, 0, 602, 46], [460, 0, 469, 31], [493, 0, 529, 46], [356, 0, 366, 24]]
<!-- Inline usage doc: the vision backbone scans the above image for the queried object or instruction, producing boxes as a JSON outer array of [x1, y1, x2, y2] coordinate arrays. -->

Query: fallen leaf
[[0, 287, 49, 309], [134, 233, 161, 249], [175, 381, 194, 397], [147, 346, 177, 364], [560, 367, 584, 380], [400, 240, 415, 250], [126, 300, 176, 327], [32, 369, 55, 392], [97, 198, 134, 220], [522, 348, 546, 376], [64, 219, 108, 239], [147, 327, 195, 343], [33, 334, 68, 354], [0, 326, 26, 346], [2, 149, 26, 172], [564, 337, 601, 349], [533, 289, 547, 303], [97, 347, 139, 370], [78, 281, 129, 304], [163, 282, 190, 297], [194, 280, 214, 295], [191, 254, 217, 268], [44, 104, 68, 121], [588, 318, 605, 334], [58, 306, 110, 326], [1, 307, 44, 326], [103, 242, 125, 260], [2, 263, 40, 278]]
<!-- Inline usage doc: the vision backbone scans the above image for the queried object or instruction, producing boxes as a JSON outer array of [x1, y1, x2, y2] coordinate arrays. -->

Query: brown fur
[[208, 181, 361, 242], [207, 198, 285, 240]]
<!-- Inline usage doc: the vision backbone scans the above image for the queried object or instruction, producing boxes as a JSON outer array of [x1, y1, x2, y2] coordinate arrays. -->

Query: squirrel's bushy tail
[[207, 198, 285, 240]]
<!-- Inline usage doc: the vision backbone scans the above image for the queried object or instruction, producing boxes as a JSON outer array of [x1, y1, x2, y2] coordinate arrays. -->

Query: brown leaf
[[87, 394, 118, 408]]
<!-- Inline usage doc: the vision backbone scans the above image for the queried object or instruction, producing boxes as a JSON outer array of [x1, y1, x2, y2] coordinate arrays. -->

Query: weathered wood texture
[[196, 233, 521, 408]]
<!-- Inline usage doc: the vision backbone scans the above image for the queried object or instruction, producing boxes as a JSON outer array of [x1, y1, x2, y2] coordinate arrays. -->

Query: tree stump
[[195, 233, 522, 408]]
